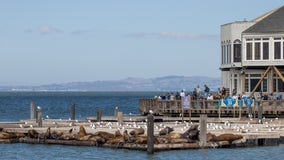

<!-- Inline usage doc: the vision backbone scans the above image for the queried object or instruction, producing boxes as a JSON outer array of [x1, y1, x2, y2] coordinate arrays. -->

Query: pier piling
[[258, 101, 263, 124], [147, 113, 154, 154], [117, 112, 123, 126], [97, 108, 102, 122], [199, 114, 207, 148], [70, 103, 75, 120], [30, 101, 35, 120], [114, 106, 119, 116], [37, 107, 42, 127]]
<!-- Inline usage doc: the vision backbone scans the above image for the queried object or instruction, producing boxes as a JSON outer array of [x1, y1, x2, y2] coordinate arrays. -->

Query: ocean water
[[0, 91, 160, 122], [0, 92, 283, 160]]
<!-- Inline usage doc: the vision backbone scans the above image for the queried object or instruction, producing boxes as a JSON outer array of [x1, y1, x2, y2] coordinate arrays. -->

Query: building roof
[[243, 5, 284, 34]]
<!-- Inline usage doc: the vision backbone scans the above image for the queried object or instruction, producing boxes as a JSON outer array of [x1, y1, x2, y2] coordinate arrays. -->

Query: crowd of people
[[155, 84, 282, 102]]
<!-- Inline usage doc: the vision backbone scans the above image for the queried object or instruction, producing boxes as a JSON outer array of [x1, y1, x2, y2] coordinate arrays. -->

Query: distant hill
[[0, 76, 221, 92]]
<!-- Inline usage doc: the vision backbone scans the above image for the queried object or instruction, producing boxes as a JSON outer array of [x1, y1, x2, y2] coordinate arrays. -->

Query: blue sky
[[0, 0, 283, 85]]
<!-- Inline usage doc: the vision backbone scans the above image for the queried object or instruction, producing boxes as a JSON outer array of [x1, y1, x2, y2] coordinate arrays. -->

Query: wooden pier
[[139, 99, 284, 118]]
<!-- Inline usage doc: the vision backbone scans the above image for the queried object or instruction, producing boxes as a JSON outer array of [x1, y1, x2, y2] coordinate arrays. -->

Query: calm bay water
[[0, 92, 283, 160]]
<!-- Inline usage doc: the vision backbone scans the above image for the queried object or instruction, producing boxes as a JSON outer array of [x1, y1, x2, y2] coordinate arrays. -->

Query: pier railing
[[139, 98, 284, 118]]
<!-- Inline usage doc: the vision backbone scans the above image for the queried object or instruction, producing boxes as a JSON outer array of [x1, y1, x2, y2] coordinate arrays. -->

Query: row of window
[[221, 38, 284, 65], [233, 73, 284, 93]]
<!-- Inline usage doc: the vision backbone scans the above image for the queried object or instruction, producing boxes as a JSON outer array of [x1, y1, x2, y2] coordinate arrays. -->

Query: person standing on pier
[[204, 84, 210, 97]]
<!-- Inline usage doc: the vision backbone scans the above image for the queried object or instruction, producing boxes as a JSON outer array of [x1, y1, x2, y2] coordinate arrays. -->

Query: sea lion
[[0, 131, 17, 139], [164, 132, 182, 139], [94, 131, 114, 141], [155, 137, 169, 144], [130, 127, 144, 136], [88, 135, 105, 144], [114, 130, 122, 138], [123, 130, 136, 143], [27, 129, 39, 138], [212, 133, 243, 143], [206, 132, 215, 142], [169, 138, 190, 144], [181, 125, 199, 140], [58, 128, 75, 140], [77, 125, 87, 138], [159, 126, 174, 136], [135, 136, 147, 144]]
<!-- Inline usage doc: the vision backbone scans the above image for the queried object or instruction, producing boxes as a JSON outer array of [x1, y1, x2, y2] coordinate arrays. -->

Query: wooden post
[[239, 107, 242, 119], [114, 106, 119, 116], [248, 106, 252, 118], [30, 101, 35, 120], [37, 107, 42, 127], [147, 113, 154, 154], [189, 107, 192, 123], [70, 103, 75, 120], [117, 112, 123, 126], [181, 106, 184, 123], [258, 101, 263, 124], [218, 106, 221, 119], [199, 114, 207, 148], [97, 108, 102, 122]]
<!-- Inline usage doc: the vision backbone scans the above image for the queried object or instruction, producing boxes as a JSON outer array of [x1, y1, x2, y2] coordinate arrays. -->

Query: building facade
[[220, 5, 284, 97]]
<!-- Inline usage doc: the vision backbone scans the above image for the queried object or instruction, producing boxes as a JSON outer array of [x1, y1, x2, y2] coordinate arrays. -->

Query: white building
[[220, 5, 284, 96]]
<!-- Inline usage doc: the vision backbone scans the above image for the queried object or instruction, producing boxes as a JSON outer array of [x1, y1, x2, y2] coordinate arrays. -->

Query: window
[[233, 39, 241, 62], [227, 44, 231, 63], [273, 74, 284, 92], [255, 42, 261, 60], [274, 42, 281, 59], [245, 74, 268, 92], [283, 42, 284, 59], [234, 79, 238, 93], [263, 42, 269, 60], [246, 43, 252, 60]]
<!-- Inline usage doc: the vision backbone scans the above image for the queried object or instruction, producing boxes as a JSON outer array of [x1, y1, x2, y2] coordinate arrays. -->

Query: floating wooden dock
[[1, 116, 284, 152]]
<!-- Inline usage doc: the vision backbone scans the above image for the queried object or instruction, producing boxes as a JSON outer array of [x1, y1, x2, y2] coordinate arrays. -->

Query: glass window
[[274, 42, 281, 59], [274, 75, 284, 92], [278, 80, 284, 92], [255, 42, 261, 60], [283, 42, 284, 59], [250, 79, 261, 92], [233, 44, 241, 62], [234, 79, 238, 93], [246, 43, 252, 60], [263, 42, 269, 60], [263, 79, 267, 92]]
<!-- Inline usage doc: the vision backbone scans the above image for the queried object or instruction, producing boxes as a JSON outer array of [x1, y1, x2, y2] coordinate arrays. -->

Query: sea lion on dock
[[123, 130, 135, 143], [94, 131, 114, 141], [58, 128, 75, 140], [114, 130, 122, 138], [181, 125, 199, 140], [159, 126, 174, 136], [77, 125, 87, 138], [164, 132, 182, 139], [211, 133, 243, 143], [130, 127, 144, 136], [0, 131, 17, 139], [135, 136, 147, 144], [27, 129, 39, 138]]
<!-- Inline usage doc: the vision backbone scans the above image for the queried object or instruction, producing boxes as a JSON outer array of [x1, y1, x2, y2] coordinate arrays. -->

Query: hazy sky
[[0, 0, 283, 85]]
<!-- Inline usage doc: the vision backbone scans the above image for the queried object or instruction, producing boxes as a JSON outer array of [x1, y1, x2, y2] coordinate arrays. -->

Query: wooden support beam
[[272, 66, 284, 82], [250, 66, 272, 97]]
